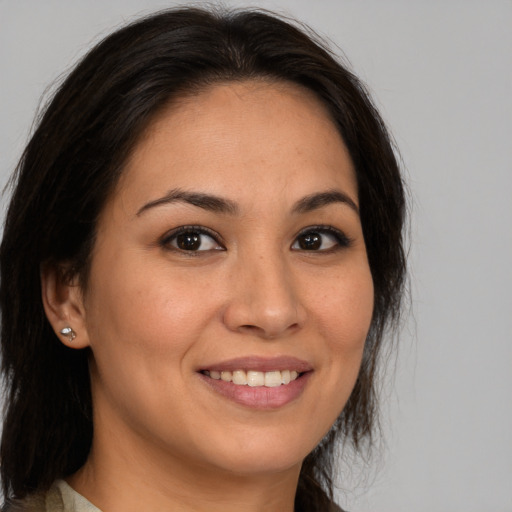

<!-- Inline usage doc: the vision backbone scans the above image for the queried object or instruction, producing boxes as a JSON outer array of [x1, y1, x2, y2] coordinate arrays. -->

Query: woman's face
[[78, 81, 374, 477]]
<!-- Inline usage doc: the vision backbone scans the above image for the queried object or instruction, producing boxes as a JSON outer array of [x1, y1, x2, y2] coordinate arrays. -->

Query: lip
[[198, 355, 313, 373], [198, 356, 313, 410]]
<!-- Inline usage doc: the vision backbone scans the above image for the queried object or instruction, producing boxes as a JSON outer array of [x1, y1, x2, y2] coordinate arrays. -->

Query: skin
[[43, 80, 374, 512]]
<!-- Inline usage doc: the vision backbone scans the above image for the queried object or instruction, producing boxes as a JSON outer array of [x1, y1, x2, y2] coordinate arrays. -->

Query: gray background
[[1, 1, 511, 510]]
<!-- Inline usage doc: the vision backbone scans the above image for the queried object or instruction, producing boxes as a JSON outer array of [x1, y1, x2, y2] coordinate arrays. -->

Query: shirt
[[3, 480, 101, 512]]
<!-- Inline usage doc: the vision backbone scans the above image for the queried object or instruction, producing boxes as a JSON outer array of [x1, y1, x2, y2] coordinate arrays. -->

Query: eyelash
[[160, 224, 353, 254], [292, 225, 353, 253], [160, 225, 225, 254]]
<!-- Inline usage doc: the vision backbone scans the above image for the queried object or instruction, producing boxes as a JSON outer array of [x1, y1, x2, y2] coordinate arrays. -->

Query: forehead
[[115, 80, 357, 214]]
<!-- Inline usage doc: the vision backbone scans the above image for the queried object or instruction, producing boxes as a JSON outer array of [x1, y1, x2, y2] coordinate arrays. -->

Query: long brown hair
[[1, 7, 406, 510]]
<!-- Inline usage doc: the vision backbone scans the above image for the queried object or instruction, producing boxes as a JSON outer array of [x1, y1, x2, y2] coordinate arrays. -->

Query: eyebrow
[[291, 190, 359, 216], [136, 188, 359, 217], [136, 188, 239, 216]]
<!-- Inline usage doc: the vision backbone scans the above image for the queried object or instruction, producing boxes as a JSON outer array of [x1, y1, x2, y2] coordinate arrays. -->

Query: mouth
[[198, 356, 313, 409], [201, 369, 303, 387]]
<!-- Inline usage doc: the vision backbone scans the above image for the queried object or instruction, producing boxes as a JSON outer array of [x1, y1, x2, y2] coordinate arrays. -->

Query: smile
[[202, 369, 300, 387], [198, 357, 313, 409]]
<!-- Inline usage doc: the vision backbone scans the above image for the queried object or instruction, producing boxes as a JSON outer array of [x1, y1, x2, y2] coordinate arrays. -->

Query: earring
[[60, 326, 76, 342]]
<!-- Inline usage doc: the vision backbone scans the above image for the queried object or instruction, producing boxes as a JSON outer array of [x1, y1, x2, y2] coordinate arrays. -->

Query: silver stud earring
[[60, 326, 76, 342]]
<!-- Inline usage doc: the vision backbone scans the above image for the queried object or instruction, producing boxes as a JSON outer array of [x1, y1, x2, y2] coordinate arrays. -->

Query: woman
[[0, 7, 406, 512]]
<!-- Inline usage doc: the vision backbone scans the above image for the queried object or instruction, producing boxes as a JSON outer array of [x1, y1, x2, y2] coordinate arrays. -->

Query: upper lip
[[199, 356, 313, 373]]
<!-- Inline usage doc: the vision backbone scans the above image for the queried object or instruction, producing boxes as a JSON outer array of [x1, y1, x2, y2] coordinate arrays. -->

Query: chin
[[215, 452, 304, 477], [199, 429, 321, 477]]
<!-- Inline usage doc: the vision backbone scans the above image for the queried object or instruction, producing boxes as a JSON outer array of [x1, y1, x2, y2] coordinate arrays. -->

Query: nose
[[222, 253, 306, 339]]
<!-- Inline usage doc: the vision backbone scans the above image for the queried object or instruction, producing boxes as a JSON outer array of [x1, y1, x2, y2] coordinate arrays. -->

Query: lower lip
[[199, 372, 312, 410]]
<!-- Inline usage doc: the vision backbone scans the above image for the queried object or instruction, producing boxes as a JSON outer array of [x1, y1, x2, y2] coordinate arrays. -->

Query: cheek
[[307, 262, 374, 408], [82, 260, 219, 426], [313, 265, 374, 349], [86, 257, 218, 353], [292, 263, 374, 447]]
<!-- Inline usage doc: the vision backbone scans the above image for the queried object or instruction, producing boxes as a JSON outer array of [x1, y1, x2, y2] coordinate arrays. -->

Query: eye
[[291, 226, 351, 252], [161, 226, 224, 252]]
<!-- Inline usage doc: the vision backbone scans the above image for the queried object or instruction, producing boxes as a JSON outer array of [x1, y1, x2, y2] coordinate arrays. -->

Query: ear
[[41, 262, 90, 349]]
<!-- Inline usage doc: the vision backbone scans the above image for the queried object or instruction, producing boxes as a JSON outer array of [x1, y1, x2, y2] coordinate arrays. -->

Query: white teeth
[[204, 369, 301, 387], [232, 370, 247, 385], [264, 371, 282, 387], [247, 370, 265, 387], [221, 371, 232, 382]]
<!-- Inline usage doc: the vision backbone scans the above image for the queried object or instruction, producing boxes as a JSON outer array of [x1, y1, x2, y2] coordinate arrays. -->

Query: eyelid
[[159, 224, 352, 253], [292, 225, 353, 251], [160, 225, 225, 251]]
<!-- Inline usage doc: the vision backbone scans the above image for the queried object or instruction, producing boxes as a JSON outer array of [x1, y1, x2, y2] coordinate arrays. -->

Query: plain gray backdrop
[[1, 1, 511, 511]]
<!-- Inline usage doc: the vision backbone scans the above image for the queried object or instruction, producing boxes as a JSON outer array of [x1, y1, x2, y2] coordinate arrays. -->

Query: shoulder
[[3, 495, 46, 512], [2, 482, 64, 512]]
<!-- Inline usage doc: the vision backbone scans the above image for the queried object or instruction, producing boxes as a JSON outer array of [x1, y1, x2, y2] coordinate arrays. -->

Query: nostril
[[237, 322, 300, 339], [238, 324, 262, 333]]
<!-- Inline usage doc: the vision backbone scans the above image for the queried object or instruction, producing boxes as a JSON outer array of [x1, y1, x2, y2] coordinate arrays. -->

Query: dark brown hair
[[0, 7, 406, 511]]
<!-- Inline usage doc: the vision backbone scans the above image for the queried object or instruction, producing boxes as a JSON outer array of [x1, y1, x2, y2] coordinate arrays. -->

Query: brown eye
[[292, 227, 351, 252], [163, 227, 224, 252], [297, 232, 322, 250], [176, 232, 201, 250]]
